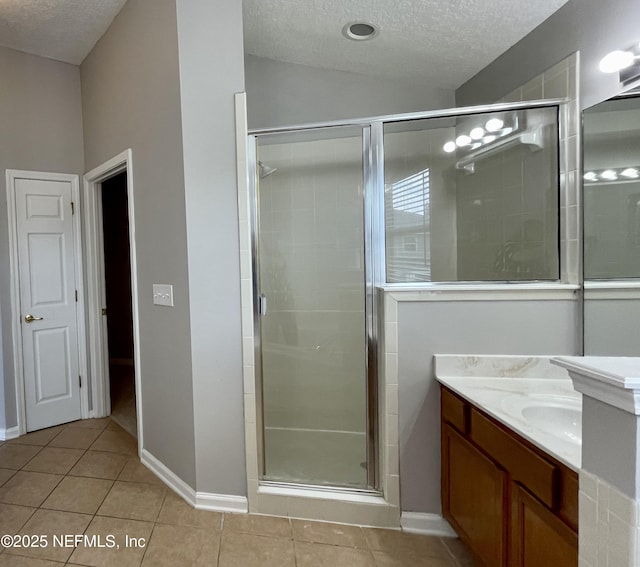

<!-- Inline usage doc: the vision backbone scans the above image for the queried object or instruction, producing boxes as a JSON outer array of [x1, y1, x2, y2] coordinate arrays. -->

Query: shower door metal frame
[[247, 97, 567, 494], [248, 125, 383, 493]]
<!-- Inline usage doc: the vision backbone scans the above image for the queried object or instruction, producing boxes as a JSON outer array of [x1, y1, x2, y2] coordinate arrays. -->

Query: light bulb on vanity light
[[600, 169, 618, 180], [583, 171, 598, 182], [456, 134, 472, 147], [485, 118, 504, 132], [443, 141, 457, 153], [469, 127, 485, 140], [599, 50, 635, 73], [621, 167, 639, 179]]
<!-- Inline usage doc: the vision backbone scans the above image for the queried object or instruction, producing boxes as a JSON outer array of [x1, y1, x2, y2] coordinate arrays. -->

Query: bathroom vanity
[[435, 357, 580, 567]]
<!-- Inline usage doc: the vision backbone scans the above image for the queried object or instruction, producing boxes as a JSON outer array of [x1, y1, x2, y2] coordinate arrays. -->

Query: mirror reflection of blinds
[[386, 169, 431, 282]]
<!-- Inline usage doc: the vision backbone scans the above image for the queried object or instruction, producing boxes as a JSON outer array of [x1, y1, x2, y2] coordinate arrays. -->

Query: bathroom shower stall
[[247, 101, 561, 494]]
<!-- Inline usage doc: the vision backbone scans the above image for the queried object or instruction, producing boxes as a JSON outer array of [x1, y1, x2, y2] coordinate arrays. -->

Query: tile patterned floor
[[0, 418, 476, 566]]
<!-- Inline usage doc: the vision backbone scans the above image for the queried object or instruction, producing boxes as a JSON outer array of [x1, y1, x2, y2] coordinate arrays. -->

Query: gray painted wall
[[175, 0, 247, 496], [0, 46, 85, 431], [456, 0, 640, 109], [245, 55, 454, 130], [397, 298, 580, 513], [582, 396, 640, 499], [81, 0, 196, 487], [584, 299, 640, 356]]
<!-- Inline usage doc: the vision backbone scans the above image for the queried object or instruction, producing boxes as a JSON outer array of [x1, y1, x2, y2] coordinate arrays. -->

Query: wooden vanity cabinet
[[441, 385, 578, 567]]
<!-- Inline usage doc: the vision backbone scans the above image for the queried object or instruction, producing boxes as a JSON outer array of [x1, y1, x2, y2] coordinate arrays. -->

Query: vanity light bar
[[443, 114, 518, 154], [584, 166, 640, 183]]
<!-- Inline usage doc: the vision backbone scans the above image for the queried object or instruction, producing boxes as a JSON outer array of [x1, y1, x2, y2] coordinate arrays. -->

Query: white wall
[[245, 55, 455, 130], [0, 46, 85, 432], [81, 0, 197, 487]]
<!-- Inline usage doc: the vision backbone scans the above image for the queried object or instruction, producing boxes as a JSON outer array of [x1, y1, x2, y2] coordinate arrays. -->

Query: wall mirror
[[582, 87, 640, 355]]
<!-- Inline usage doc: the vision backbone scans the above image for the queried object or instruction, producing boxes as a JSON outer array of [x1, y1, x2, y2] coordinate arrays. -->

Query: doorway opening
[[101, 172, 136, 437], [84, 149, 143, 449]]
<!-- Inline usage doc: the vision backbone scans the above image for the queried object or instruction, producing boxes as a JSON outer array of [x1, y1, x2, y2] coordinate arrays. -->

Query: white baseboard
[[140, 448, 248, 514], [0, 426, 20, 441], [196, 492, 248, 513], [141, 448, 196, 504], [401, 512, 457, 537]]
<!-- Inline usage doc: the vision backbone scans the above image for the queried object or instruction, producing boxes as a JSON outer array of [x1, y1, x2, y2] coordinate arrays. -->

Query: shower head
[[258, 161, 277, 178]]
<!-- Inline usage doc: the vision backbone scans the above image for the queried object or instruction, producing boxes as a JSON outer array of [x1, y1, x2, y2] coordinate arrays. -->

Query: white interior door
[[13, 175, 82, 431]]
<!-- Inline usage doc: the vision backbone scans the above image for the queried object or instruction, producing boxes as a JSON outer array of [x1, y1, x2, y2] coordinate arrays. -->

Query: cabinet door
[[442, 423, 507, 567], [510, 483, 577, 567]]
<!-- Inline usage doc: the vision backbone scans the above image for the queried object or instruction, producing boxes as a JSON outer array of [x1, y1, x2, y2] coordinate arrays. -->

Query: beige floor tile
[[66, 418, 111, 430], [218, 531, 295, 567], [22, 448, 85, 475], [10, 509, 92, 562], [41, 476, 113, 514], [295, 541, 376, 566], [90, 431, 137, 456], [156, 491, 222, 529], [0, 472, 63, 507], [68, 515, 153, 567], [292, 519, 367, 548], [68, 451, 128, 480], [141, 523, 221, 566], [440, 537, 478, 567], [364, 529, 450, 559], [97, 481, 165, 521], [0, 469, 16, 487], [7, 427, 65, 447], [116, 459, 162, 485], [0, 556, 66, 566], [106, 421, 125, 432], [223, 512, 291, 538], [0, 445, 41, 470], [0, 503, 36, 535], [48, 428, 101, 450], [372, 550, 455, 567]]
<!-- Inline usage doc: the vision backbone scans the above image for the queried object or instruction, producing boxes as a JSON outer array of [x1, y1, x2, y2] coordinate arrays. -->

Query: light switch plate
[[153, 284, 174, 307]]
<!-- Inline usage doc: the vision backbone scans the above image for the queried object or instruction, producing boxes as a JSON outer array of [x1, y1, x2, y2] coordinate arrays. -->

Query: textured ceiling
[[0, 0, 126, 64], [243, 0, 571, 90], [0, 0, 569, 89]]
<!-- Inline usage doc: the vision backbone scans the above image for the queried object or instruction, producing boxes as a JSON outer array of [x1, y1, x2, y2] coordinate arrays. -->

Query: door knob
[[24, 314, 44, 323]]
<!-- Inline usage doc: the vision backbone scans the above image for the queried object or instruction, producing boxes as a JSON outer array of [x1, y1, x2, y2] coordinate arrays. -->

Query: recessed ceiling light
[[342, 22, 379, 41]]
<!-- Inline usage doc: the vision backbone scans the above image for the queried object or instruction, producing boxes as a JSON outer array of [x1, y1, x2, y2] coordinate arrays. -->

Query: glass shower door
[[254, 127, 371, 489]]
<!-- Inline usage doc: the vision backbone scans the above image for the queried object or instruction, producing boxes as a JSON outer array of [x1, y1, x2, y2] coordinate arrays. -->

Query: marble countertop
[[435, 355, 582, 471]]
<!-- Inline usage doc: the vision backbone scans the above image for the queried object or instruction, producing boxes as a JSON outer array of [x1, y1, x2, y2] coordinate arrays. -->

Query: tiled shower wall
[[257, 137, 367, 436], [500, 52, 581, 284], [455, 109, 560, 281]]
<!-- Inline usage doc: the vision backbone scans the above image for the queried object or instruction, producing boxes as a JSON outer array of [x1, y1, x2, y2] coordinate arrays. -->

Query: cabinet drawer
[[470, 409, 557, 509], [441, 387, 467, 433]]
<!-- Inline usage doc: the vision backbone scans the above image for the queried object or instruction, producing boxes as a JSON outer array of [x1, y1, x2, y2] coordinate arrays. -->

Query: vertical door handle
[[259, 295, 267, 316]]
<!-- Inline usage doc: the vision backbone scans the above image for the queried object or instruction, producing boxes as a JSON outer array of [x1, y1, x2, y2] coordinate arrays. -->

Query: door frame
[[6, 169, 89, 435], [83, 149, 143, 447]]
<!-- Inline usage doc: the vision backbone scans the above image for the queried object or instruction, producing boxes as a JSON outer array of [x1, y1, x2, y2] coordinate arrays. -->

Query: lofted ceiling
[[0, 0, 570, 90]]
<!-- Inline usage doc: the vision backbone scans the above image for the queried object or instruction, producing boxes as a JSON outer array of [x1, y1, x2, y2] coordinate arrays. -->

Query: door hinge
[[79, 375, 82, 388], [102, 308, 107, 316], [71, 201, 75, 215], [75, 290, 78, 302]]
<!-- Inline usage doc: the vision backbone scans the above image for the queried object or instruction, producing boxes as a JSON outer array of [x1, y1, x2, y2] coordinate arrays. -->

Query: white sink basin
[[501, 393, 582, 445]]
